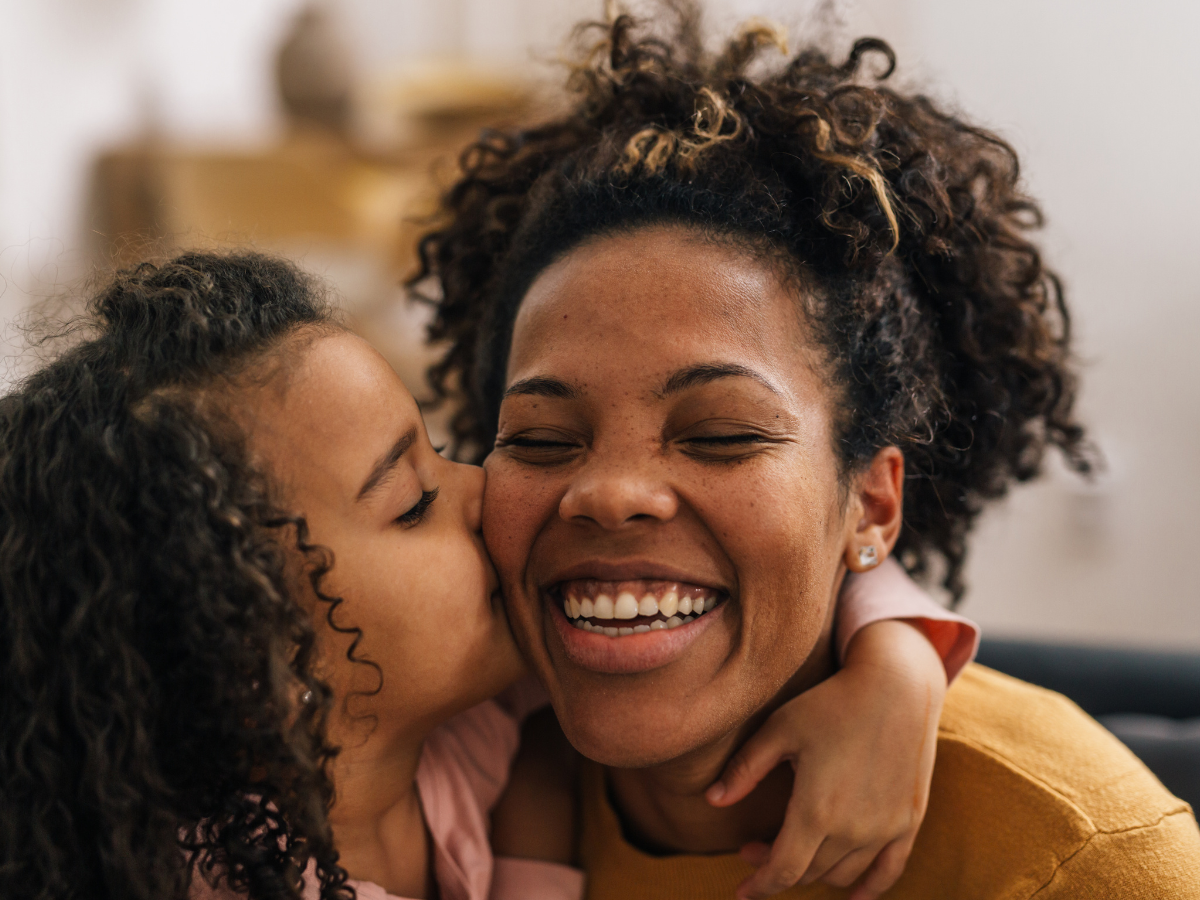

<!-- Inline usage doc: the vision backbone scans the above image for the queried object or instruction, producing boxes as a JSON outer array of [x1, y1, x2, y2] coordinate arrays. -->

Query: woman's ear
[[844, 446, 904, 573]]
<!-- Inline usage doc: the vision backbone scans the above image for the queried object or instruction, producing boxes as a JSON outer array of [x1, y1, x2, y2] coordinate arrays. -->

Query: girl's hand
[[705, 620, 947, 900]]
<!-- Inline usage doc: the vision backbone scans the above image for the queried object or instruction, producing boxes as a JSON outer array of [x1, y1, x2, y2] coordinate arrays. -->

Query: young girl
[[0, 253, 975, 900]]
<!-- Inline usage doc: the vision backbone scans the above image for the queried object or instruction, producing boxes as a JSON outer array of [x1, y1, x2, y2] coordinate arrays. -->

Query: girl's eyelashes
[[396, 488, 440, 527]]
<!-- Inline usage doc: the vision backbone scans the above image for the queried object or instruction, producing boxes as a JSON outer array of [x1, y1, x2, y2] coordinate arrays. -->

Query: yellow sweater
[[579, 665, 1200, 899]]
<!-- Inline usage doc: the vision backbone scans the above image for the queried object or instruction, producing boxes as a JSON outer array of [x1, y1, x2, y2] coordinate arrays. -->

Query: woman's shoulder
[[939, 664, 1188, 826], [902, 663, 1200, 898]]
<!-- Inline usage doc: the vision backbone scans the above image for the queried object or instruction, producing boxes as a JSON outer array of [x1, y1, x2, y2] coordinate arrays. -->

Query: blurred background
[[1, 0, 1198, 651]]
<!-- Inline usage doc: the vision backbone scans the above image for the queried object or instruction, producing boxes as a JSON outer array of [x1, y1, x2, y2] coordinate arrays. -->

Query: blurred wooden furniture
[[89, 63, 536, 278], [90, 135, 430, 275], [89, 135, 443, 411], [86, 62, 539, 437]]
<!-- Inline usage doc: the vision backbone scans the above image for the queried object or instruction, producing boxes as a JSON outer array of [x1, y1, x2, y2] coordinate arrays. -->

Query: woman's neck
[[326, 715, 436, 899], [606, 636, 836, 855]]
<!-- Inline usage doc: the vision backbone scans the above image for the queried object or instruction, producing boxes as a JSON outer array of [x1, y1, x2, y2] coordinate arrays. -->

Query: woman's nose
[[558, 457, 678, 529]]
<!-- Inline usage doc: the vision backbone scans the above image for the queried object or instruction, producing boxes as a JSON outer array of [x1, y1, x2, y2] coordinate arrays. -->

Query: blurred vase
[[276, 3, 354, 137]]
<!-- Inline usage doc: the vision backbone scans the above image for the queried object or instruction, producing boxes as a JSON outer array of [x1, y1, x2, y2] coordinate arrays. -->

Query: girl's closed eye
[[397, 488, 439, 527]]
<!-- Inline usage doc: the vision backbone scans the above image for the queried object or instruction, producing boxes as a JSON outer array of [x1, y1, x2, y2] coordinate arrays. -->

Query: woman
[[415, 5, 1200, 896]]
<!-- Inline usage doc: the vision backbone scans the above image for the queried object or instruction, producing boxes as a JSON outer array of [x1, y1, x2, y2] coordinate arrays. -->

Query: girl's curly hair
[[412, 1, 1092, 601], [0, 253, 356, 899]]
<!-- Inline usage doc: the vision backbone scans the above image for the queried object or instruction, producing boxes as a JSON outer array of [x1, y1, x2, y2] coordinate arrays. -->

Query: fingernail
[[706, 782, 726, 803]]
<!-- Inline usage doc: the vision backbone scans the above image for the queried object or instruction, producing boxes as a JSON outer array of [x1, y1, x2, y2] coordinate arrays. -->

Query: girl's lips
[[547, 593, 726, 675]]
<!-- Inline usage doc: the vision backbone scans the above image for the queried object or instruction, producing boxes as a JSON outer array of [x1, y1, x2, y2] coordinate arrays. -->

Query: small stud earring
[[858, 545, 879, 568]]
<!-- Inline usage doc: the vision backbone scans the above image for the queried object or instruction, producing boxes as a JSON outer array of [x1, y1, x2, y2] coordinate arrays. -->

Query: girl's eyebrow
[[357, 426, 418, 501]]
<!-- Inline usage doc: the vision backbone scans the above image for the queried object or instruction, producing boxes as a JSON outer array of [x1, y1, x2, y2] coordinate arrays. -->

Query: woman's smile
[[548, 572, 728, 674], [527, 541, 746, 686]]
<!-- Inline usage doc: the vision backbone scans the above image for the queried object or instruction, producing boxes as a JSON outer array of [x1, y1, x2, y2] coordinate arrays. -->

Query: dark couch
[[976, 637, 1200, 810]]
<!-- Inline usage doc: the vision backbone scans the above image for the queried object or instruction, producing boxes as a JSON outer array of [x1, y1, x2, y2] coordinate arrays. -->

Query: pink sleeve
[[421, 700, 523, 819], [836, 557, 980, 684], [490, 858, 584, 900]]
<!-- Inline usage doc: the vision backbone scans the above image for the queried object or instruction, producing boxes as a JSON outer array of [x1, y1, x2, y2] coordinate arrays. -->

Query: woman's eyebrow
[[504, 376, 580, 400], [658, 363, 780, 397], [357, 426, 418, 501]]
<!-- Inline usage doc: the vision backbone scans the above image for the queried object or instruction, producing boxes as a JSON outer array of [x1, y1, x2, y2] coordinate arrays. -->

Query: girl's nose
[[449, 459, 486, 532]]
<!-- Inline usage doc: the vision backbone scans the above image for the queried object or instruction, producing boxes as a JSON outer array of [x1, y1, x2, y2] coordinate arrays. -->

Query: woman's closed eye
[[689, 433, 765, 445], [397, 488, 439, 527], [495, 431, 582, 463], [679, 431, 781, 460]]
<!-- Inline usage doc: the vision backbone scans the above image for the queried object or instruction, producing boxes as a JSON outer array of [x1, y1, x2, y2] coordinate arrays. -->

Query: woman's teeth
[[561, 585, 720, 636]]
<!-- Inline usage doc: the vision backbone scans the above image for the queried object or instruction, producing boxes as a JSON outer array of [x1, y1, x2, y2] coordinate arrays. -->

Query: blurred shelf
[[89, 134, 436, 281]]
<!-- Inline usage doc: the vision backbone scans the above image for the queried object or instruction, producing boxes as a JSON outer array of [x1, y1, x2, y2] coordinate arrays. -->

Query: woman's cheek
[[482, 464, 519, 559], [482, 460, 556, 575]]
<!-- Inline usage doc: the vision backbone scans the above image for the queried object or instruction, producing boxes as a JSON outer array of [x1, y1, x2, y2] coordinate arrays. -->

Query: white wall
[[2, 0, 1197, 648], [878, 0, 1200, 649], [0, 0, 303, 331]]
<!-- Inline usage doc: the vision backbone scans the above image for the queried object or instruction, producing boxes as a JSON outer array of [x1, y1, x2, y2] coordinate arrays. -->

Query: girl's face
[[243, 331, 524, 737], [483, 227, 862, 768]]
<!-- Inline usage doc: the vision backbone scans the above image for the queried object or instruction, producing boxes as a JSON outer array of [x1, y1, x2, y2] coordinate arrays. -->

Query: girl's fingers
[[813, 846, 877, 889], [846, 837, 914, 900], [739, 841, 772, 867], [707, 718, 791, 807], [734, 808, 824, 900]]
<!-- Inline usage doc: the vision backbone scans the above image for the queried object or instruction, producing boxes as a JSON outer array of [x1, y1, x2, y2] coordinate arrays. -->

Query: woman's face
[[484, 227, 862, 767], [243, 331, 524, 738]]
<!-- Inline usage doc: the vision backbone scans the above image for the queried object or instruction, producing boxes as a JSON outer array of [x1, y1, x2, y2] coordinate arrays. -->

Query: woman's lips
[[546, 579, 727, 674]]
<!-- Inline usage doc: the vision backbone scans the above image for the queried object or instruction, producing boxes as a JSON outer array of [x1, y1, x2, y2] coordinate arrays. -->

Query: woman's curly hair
[[0, 253, 356, 899], [412, 1, 1091, 601]]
